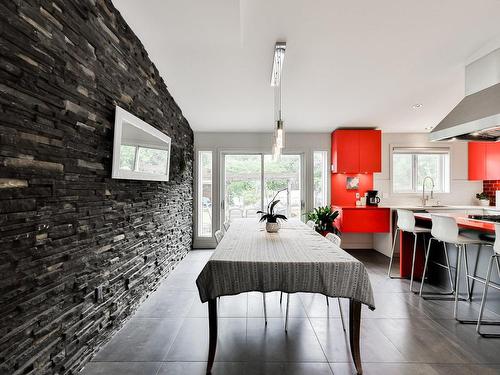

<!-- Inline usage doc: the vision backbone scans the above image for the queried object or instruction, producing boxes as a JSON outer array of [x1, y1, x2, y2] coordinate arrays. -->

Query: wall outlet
[[355, 193, 360, 199]]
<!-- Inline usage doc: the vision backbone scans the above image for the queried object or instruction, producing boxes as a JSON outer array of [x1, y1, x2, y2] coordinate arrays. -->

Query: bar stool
[[475, 223, 500, 337], [387, 209, 431, 293], [419, 214, 482, 300]]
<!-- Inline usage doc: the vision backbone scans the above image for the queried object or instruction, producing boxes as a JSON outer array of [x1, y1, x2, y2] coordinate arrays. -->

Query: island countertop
[[414, 212, 496, 233]]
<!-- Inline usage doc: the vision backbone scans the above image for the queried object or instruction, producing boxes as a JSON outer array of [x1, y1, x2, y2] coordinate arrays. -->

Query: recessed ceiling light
[[425, 126, 434, 131], [412, 103, 423, 109]]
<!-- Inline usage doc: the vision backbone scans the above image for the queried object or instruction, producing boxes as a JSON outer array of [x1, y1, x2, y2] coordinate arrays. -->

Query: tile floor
[[82, 250, 500, 375]]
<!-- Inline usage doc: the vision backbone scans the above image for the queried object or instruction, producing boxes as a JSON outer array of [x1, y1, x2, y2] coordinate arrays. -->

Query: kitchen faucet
[[422, 176, 435, 207]]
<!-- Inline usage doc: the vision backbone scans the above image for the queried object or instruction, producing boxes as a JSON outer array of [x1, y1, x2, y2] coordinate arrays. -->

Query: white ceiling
[[114, 0, 500, 133]]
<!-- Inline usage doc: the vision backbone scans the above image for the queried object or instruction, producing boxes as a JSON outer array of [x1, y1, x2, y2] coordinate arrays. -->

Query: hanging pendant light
[[271, 42, 286, 158]]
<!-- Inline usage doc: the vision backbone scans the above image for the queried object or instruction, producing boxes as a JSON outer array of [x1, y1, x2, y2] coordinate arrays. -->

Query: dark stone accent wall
[[0, 1, 193, 374]]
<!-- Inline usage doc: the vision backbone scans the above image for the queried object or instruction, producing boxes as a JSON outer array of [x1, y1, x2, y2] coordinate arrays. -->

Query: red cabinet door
[[359, 130, 381, 173], [339, 208, 390, 233], [486, 143, 500, 180], [332, 130, 360, 173], [468, 142, 486, 180]]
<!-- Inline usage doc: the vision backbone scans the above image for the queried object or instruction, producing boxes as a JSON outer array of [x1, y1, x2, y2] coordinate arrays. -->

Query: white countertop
[[379, 205, 500, 211]]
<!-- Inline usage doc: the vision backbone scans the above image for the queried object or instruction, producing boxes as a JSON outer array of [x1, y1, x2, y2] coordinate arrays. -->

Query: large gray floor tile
[[310, 318, 406, 363], [165, 317, 247, 361], [245, 318, 327, 362], [92, 318, 183, 362], [134, 290, 196, 318], [429, 363, 500, 375], [157, 362, 245, 375], [247, 362, 333, 374], [374, 318, 473, 363], [81, 362, 161, 375], [330, 362, 440, 375]]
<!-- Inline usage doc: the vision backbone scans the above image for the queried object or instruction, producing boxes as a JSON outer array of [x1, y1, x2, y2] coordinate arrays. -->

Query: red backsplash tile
[[483, 180, 500, 205]]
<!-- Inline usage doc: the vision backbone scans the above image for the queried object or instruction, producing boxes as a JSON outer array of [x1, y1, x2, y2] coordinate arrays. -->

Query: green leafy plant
[[257, 189, 288, 223], [305, 206, 340, 234], [476, 192, 489, 200]]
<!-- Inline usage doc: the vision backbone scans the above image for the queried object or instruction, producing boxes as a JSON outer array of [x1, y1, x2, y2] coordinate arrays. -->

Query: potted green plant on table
[[476, 192, 490, 206], [257, 190, 288, 233], [305, 206, 340, 236]]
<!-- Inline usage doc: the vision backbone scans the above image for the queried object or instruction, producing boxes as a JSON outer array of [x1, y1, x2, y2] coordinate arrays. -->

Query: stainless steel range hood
[[430, 48, 500, 142]]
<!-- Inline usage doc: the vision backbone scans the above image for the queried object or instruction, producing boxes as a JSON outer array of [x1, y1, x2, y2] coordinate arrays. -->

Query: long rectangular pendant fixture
[[271, 42, 286, 160]]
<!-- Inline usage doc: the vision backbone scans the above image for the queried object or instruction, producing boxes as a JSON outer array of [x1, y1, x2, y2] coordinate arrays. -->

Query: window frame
[[197, 150, 214, 238], [313, 150, 328, 207], [390, 146, 451, 195]]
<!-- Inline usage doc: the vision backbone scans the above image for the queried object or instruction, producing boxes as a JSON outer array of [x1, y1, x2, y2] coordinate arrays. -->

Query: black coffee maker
[[366, 190, 380, 206]]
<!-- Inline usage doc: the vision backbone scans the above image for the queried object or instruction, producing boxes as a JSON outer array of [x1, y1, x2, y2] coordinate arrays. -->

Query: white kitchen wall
[[374, 133, 482, 206]]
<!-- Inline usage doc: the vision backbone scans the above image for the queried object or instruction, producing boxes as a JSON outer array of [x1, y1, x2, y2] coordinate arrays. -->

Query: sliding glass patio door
[[221, 153, 303, 225]]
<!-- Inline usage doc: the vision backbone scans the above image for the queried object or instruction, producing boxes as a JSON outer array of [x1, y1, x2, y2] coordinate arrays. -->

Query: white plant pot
[[478, 199, 490, 207], [266, 222, 280, 233]]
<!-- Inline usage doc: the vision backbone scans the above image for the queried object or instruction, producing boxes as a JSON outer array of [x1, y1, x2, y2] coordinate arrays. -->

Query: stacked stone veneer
[[0, 1, 193, 374]]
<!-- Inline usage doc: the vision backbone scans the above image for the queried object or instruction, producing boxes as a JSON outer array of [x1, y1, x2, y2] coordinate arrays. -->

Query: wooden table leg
[[349, 300, 362, 375], [206, 298, 217, 374]]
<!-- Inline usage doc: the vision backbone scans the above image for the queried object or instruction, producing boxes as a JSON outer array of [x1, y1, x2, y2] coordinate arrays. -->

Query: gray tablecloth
[[196, 219, 375, 309]]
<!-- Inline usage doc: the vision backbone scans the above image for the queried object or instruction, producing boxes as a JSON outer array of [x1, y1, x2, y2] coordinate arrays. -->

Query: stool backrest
[[306, 220, 316, 229], [396, 209, 416, 232], [495, 224, 500, 255], [215, 229, 224, 244], [326, 232, 341, 247], [431, 214, 459, 243]]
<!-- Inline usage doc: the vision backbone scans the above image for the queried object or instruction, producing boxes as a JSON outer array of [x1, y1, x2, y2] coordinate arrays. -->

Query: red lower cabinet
[[336, 207, 390, 233]]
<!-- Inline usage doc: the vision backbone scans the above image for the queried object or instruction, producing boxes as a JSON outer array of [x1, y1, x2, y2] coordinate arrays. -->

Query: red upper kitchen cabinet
[[331, 130, 360, 173], [468, 142, 486, 180], [486, 143, 500, 180], [468, 142, 500, 180], [359, 130, 382, 173], [331, 129, 381, 173]]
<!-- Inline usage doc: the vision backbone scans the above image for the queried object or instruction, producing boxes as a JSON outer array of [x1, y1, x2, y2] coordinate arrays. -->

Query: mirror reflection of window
[[119, 145, 136, 170], [136, 147, 169, 174]]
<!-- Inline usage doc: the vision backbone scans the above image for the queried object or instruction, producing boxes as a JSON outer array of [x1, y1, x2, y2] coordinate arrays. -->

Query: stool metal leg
[[325, 296, 330, 306], [443, 242, 455, 293], [476, 255, 500, 337], [463, 245, 472, 301], [262, 293, 267, 325], [419, 237, 433, 297], [410, 233, 418, 292], [388, 229, 400, 278], [454, 245, 463, 319], [421, 239, 458, 300]]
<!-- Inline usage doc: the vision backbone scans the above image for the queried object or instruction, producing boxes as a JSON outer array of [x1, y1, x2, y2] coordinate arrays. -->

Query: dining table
[[196, 218, 376, 375]]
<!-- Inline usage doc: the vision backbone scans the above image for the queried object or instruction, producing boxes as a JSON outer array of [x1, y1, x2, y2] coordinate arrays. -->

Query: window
[[392, 147, 450, 193], [313, 151, 328, 207], [119, 145, 169, 175], [198, 151, 213, 237]]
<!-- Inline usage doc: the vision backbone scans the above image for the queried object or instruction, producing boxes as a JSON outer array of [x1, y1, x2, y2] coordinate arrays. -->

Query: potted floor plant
[[476, 192, 490, 206], [258, 194, 287, 233], [305, 206, 340, 236]]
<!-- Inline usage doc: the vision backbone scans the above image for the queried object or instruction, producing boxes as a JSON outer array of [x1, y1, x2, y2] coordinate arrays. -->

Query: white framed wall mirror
[[112, 106, 171, 182]]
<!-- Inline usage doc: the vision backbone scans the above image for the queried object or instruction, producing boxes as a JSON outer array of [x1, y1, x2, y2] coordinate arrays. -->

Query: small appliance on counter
[[366, 190, 380, 206]]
